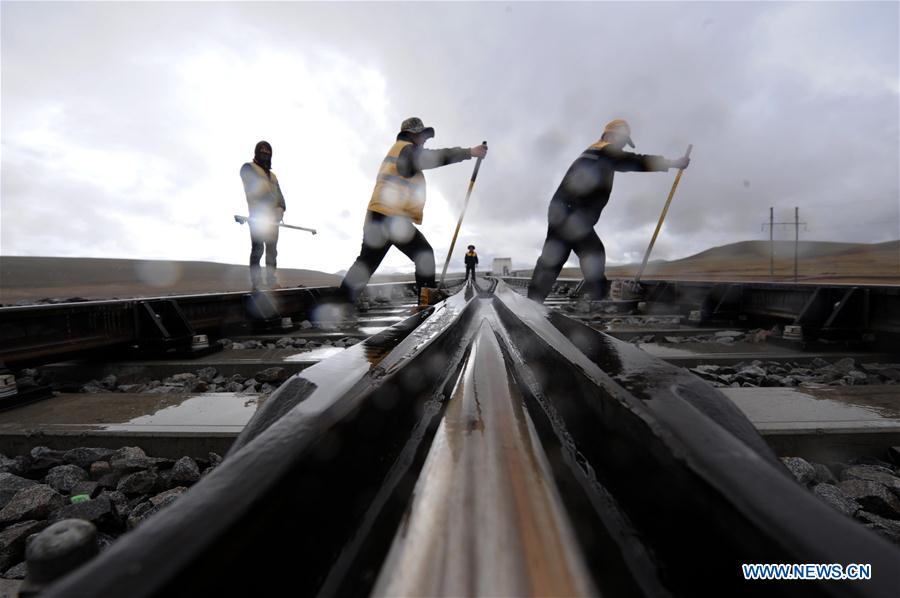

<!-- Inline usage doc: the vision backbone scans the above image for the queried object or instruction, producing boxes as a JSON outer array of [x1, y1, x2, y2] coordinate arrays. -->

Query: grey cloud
[[2, 1, 897, 272]]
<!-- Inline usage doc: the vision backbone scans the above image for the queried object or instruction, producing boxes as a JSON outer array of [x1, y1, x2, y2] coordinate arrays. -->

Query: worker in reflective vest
[[240, 141, 287, 291], [464, 245, 478, 280], [339, 117, 488, 304], [527, 119, 689, 303]]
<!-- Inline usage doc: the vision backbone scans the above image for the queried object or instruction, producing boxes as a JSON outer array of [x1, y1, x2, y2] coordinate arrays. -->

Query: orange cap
[[604, 119, 635, 147]]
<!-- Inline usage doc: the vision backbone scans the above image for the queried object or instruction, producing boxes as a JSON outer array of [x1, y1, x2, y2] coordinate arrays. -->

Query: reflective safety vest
[[579, 139, 610, 160], [367, 141, 427, 224]]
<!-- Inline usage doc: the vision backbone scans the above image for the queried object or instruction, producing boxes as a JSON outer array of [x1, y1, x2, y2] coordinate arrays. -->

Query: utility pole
[[769, 207, 774, 278], [794, 206, 800, 283], [761, 207, 807, 282]]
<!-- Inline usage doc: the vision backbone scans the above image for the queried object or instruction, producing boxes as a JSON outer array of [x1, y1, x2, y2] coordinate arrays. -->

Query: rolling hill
[[602, 240, 900, 283], [0, 257, 341, 304], [2, 239, 897, 304]]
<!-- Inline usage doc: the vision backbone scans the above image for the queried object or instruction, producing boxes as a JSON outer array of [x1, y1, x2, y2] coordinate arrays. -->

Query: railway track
[[1, 278, 899, 596]]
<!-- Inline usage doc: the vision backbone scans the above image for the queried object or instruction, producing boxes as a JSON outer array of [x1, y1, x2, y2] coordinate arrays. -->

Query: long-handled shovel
[[438, 141, 487, 288], [632, 144, 692, 286]]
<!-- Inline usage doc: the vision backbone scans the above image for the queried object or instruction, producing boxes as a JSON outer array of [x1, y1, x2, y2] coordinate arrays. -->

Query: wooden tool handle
[[470, 141, 487, 182]]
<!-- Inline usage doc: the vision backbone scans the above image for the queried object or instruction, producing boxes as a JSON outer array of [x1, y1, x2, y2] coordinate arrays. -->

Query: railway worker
[[464, 245, 478, 280], [240, 141, 287, 291], [527, 119, 689, 303], [339, 117, 488, 306]]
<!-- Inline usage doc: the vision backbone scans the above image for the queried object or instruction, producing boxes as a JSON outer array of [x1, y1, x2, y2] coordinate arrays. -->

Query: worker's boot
[[250, 266, 263, 292], [265, 269, 281, 290], [418, 287, 447, 308], [619, 280, 645, 300]]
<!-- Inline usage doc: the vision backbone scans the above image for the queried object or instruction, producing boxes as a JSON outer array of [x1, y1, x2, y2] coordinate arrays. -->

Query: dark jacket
[[395, 132, 472, 177], [464, 251, 478, 266], [550, 143, 668, 229]]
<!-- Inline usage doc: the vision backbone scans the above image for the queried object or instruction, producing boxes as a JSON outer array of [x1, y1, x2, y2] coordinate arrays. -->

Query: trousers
[[527, 202, 609, 303], [340, 211, 435, 303], [249, 219, 279, 288]]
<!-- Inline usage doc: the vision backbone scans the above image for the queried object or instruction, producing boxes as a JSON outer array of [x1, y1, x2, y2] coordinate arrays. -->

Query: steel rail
[[491, 283, 900, 597], [42, 288, 481, 598], [372, 320, 597, 597], [40, 280, 900, 598], [0, 287, 332, 367], [499, 276, 900, 343], [0, 281, 464, 368]]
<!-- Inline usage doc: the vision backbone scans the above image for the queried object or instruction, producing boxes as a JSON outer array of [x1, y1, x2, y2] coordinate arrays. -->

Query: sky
[[2, 1, 898, 275]]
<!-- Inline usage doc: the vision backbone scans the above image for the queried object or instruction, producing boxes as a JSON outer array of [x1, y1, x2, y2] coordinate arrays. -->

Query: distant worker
[[464, 245, 478, 280], [527, 119, 689, 303], [240, 141, 286, 291], [339, 117, 488, 306]]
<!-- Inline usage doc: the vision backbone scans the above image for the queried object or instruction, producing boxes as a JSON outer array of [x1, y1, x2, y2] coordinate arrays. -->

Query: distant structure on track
[[492, 257, 512, 276]]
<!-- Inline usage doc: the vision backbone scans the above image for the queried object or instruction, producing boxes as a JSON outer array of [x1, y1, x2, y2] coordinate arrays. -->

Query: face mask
[[254, 141, 272, 171]]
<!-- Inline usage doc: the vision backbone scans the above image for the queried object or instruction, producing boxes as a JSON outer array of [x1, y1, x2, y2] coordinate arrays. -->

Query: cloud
[[2, 1, 897, 278]]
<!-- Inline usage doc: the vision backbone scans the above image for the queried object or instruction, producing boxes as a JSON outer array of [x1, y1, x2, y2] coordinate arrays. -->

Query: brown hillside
[[558, 240, 899, 284], [2, 240, 897, 305], [0, 257, 342, 304]]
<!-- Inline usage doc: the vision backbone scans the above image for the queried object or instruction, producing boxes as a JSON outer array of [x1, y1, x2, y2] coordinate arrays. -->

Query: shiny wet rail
[[39, 280, 900, 598]]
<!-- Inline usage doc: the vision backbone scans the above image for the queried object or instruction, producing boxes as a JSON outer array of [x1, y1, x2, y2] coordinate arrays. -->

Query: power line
[[761, 207, 807, 282]]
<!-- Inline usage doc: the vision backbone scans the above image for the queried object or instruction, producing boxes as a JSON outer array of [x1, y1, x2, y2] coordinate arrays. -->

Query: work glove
[[470, 144, 488, 159], [669, 156, 690, 170]]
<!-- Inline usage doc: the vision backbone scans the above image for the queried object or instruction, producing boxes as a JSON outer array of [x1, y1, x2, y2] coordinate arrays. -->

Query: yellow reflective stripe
[[580, 140, 610, 161], [386, 141, 412, 158], [368, 140, 425, 224], [380, 174, 414, 186]]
